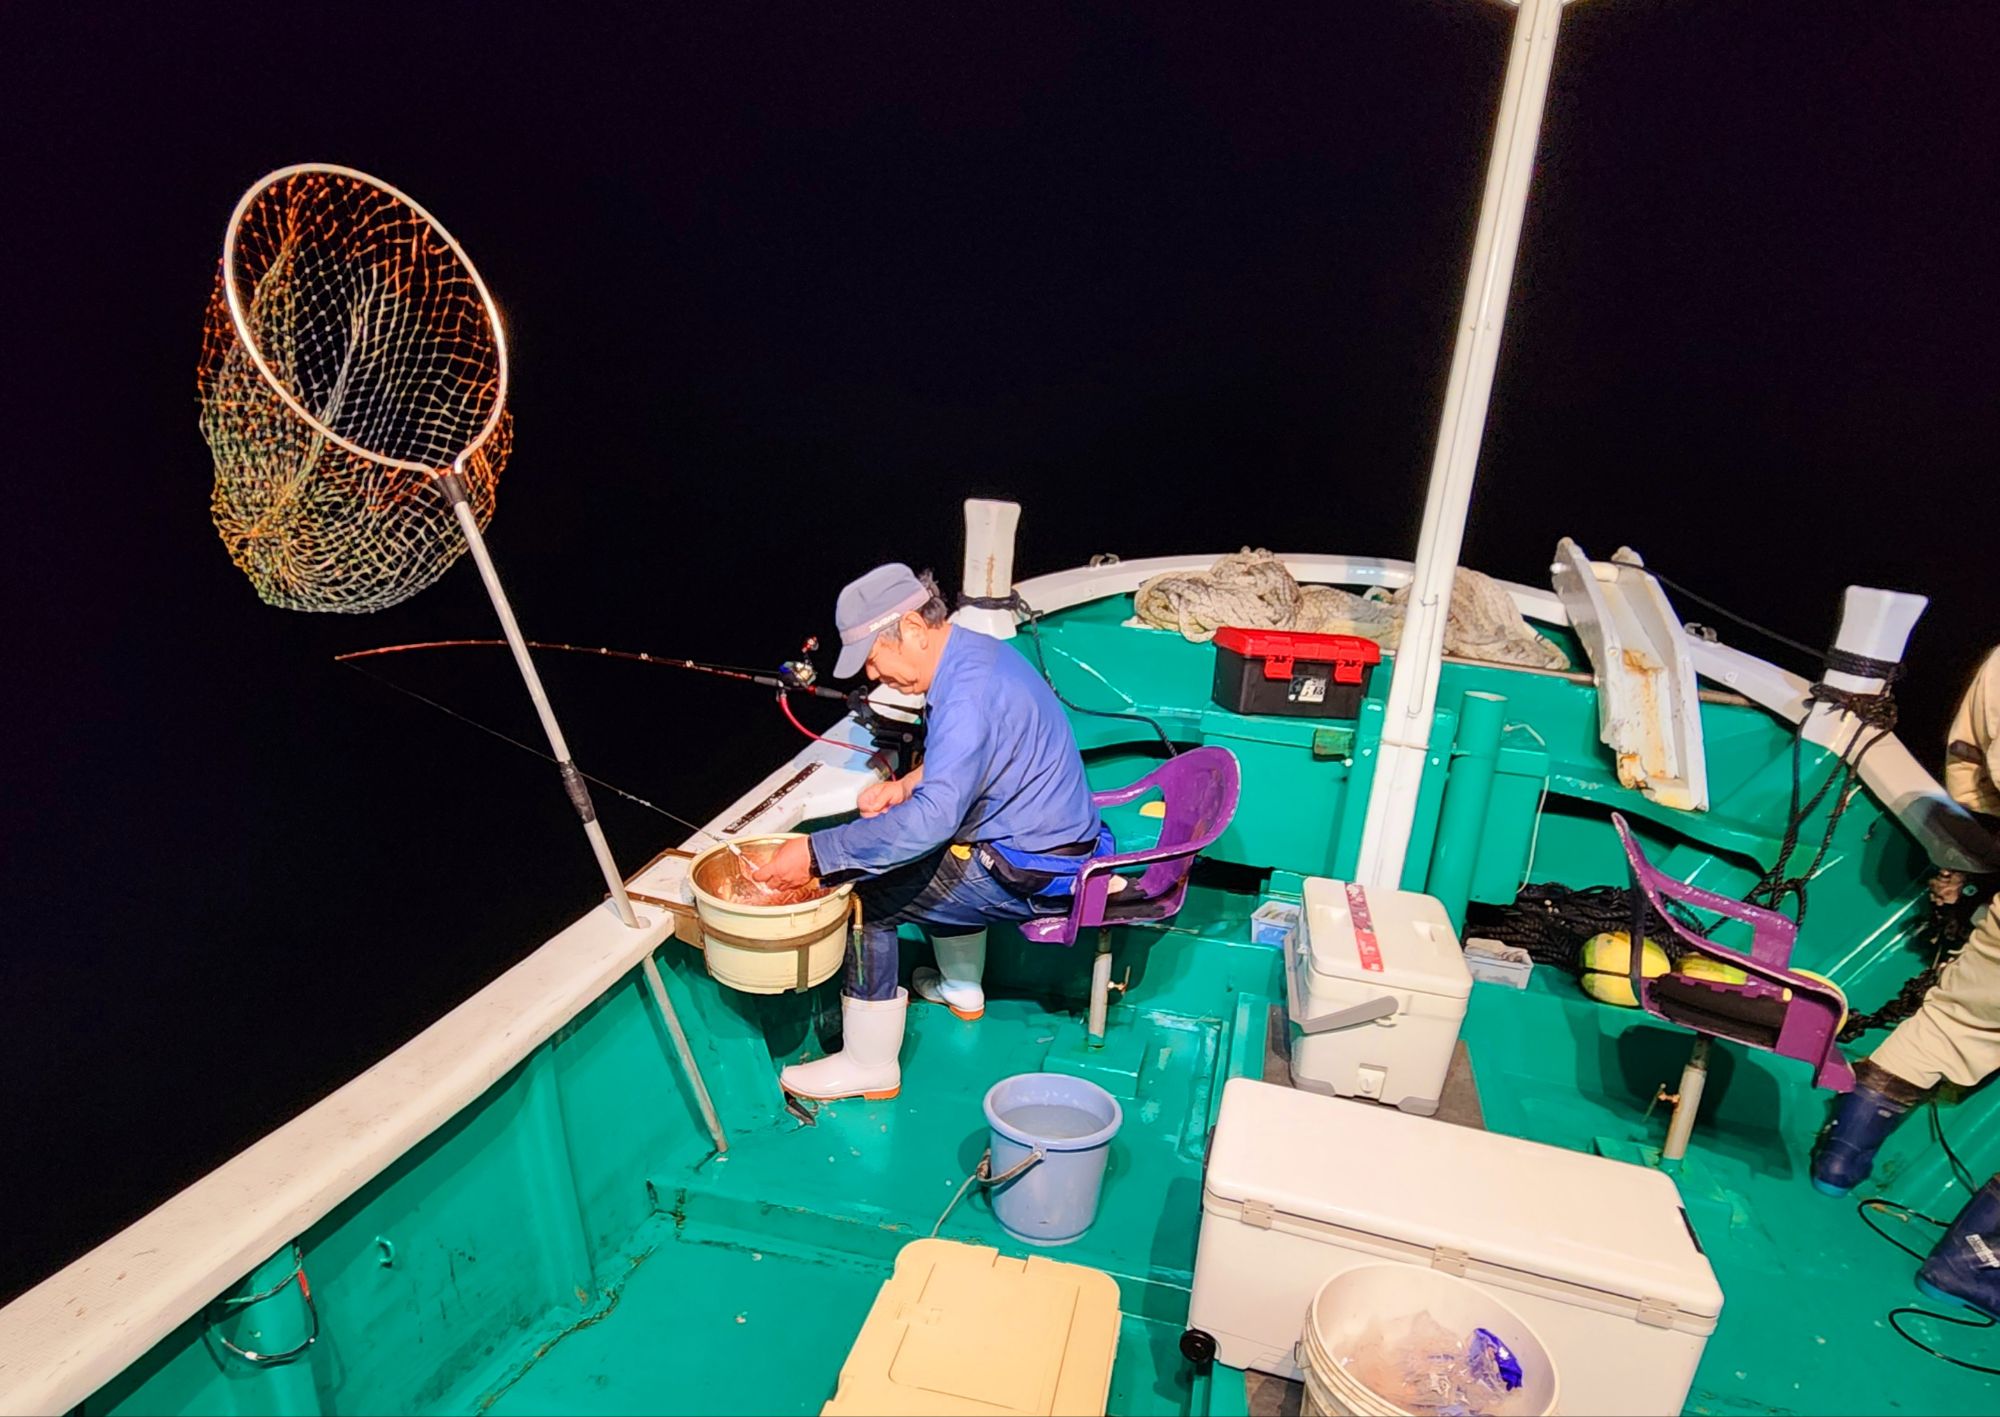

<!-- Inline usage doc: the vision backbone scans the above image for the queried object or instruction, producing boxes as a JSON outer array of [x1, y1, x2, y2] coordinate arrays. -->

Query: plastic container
[[1211, 627, 1380, 719], [1286, 879, 1472, 1115], [1297, 1263, 1559, 1416], [1463, 938, 1535, 990], [1187, 1079, 1721, 1417], [1251, 900, 1302, 948], [822, 1239, 1121, 1415], [686, 834, 853, 994], [983, 1073, 1123, 1246]]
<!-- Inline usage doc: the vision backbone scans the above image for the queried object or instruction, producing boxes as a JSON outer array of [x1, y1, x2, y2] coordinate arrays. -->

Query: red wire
[[777, 691, 877, 761]]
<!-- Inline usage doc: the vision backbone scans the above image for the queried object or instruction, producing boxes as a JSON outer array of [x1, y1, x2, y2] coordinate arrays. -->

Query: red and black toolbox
[[1210, 627, 1381, 719]]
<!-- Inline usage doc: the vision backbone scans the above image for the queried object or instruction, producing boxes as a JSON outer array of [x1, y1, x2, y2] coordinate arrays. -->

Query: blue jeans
[[845, 846, 1043, 1000]]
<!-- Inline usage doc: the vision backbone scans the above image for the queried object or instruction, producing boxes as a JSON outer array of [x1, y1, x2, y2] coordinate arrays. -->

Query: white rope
[[1134, 549, 1568, 671]]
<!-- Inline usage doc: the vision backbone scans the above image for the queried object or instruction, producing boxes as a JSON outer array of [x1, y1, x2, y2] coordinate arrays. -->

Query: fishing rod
[[337, 634, 926, 779], [334, 638, 850, 700]]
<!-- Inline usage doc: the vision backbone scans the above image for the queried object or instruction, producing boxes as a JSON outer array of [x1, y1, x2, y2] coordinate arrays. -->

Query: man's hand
[[858, 776, 915, 818], [744, 836, 815, 891]]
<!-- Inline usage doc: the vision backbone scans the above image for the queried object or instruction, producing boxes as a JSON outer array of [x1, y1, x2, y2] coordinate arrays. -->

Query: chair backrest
[[1022, 746, 1241, 946], [1610, 812, 1852, 1091], [1119, 746, 1242, 898], [1613, 814, 1799, 971]]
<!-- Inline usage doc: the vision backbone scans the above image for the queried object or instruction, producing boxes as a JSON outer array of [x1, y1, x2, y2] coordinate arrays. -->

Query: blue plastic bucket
[[983, 1072, 1123, 1246]]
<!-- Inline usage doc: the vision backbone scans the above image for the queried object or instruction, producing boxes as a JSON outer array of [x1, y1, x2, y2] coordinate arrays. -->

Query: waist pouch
[[978, 823, 1115, 901]]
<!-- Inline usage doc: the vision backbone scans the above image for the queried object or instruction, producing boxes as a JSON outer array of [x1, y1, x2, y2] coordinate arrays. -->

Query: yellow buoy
[[1580, 930, 1670, 1007], [1676, 955, 1749, 987]]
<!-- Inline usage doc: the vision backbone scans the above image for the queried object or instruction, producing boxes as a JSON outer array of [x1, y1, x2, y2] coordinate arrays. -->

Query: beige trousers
[[1871, 904, 2000, 1089]]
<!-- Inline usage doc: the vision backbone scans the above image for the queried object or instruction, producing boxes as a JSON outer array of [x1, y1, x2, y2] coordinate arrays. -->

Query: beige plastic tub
[[684, 834, 854, 994]]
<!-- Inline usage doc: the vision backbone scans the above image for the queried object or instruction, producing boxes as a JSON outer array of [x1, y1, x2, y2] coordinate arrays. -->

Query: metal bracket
[[1242, 1197, 1275, 1229], [1431, 1246, 1469, 1276], [208, 1243, 319, 1366]]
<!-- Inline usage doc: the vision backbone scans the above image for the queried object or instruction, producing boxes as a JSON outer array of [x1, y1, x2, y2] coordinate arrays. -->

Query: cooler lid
[[1202, 1079, 1723, 1321], [821, 1239, 1121, 1416], [1302, 878, 1472, 1001]]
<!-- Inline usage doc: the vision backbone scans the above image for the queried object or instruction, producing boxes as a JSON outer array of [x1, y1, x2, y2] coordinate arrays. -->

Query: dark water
[[5, 2, 1996, 1304]]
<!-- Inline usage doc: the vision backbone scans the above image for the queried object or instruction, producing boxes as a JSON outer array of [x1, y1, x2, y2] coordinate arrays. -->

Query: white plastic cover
[[1202, 1079, 1722, 1322], [1303, 879, 1472, 1002]]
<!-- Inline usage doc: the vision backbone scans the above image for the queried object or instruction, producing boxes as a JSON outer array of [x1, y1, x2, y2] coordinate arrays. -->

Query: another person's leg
[[1814, 908, 2000, 1193], [1917, 1173, 2000, 1318], [1870, 906, 2000, 1089]]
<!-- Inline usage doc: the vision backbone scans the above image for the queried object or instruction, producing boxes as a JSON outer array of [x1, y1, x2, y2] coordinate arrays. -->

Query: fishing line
[[1644, 567, 1823, 666], [341, 659, 726, 844]]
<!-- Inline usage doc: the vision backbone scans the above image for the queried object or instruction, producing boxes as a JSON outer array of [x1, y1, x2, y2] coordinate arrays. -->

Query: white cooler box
[[1187, 1079, 1722, 1417], [1286, 879, 1471, 1115]]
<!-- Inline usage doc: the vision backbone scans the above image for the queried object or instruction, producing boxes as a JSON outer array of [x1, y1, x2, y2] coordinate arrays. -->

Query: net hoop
[[220, 162, 511, 474]]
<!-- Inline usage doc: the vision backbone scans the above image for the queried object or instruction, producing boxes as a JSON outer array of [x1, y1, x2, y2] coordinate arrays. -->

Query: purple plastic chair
[[1022, 746, 1241, 1040], [1611, 812, 1853, 1095]]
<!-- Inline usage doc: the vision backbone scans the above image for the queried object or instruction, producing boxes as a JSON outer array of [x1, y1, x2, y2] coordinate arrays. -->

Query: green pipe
[[1426, 690, 1507, 934]]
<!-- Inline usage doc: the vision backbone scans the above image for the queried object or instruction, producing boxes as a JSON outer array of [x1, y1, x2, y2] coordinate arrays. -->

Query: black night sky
[[3, 1, 1996, 1302]]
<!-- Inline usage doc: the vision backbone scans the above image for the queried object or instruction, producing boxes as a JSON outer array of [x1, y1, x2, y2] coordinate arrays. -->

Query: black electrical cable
[[1859, 1197, 1956, 1262], [1930, 1099, 1983, 1194], [972, 592, 1179, 757], [1887, 1305, 2000, 1376], [1854, 1094, 2000, 1377]]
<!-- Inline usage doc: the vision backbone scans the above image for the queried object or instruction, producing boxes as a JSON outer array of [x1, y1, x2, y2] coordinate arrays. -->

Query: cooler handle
[[1284, 928, 1401, 1033]]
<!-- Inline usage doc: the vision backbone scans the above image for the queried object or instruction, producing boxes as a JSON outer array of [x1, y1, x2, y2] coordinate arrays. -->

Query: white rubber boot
[[913, 929, 987, 1021], [779, 988, 907, 1100]]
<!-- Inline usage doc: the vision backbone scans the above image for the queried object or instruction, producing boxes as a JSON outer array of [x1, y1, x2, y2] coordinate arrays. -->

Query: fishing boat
[[5, 2, 1997, 1413]]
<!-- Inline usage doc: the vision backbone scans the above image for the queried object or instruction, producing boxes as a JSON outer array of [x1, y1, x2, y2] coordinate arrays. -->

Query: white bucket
[[1298, 1263, 1559, 1417], [685, 834, 853, 994]]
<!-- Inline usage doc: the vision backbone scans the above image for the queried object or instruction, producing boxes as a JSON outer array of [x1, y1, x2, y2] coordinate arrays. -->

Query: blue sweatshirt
[[810, 627, 1099, 876]]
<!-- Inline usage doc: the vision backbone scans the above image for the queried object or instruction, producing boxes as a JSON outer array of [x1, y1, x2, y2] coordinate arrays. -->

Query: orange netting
[[198, 167, 511, 613]]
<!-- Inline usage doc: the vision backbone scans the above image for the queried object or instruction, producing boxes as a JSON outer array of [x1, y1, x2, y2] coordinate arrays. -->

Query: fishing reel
[[778, 635, 822, 693], [775, 633, 925, 776]]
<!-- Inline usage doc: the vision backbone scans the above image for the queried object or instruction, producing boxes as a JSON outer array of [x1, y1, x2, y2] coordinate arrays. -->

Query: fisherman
[[745, 562, 1104, 1101], [1813, 645, 2000, 1318]]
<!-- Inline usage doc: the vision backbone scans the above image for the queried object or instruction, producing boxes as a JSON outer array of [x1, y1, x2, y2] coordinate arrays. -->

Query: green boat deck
[[73, 601, 2000, 1415], [460, 990, 1240, 1417], [81, 870, 2000, 1416]]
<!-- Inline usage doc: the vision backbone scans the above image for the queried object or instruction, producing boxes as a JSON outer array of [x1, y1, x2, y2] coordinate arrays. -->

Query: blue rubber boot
[[1811, 1060, 1927, 1196], [1916, 1176, 2000, 1319]]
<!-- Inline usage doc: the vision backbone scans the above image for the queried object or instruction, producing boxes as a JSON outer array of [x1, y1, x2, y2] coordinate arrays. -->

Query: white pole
[[643, 955, 728, 1154], [442, 468, 643, 929], [443, 470, 730, 1152], [958, 499, 1023, 639], [1355, 0, 1568, 889], [1802, 587, 1927, 749], [1086, 930, 1113, 1045], [1661, 1037, 1710, 1166]]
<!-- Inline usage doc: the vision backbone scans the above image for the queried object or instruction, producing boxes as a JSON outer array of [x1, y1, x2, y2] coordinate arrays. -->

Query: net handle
[[219, 162, 512, 476]]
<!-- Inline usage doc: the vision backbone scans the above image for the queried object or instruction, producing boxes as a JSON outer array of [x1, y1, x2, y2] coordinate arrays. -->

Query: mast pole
[[1355, 0, 1569, 889]]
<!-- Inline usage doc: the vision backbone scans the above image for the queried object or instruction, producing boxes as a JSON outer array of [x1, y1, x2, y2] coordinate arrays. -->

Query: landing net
[[198, 165, 512, 612]]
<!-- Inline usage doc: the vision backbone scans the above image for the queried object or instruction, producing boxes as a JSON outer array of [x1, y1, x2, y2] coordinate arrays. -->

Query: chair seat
[[1647, 976, 1788, 1051], [1611, 811, 1852, 1092]]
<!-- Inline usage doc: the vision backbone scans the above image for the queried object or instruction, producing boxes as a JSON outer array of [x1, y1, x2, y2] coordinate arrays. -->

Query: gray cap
[[833, 563, 931, 679]]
